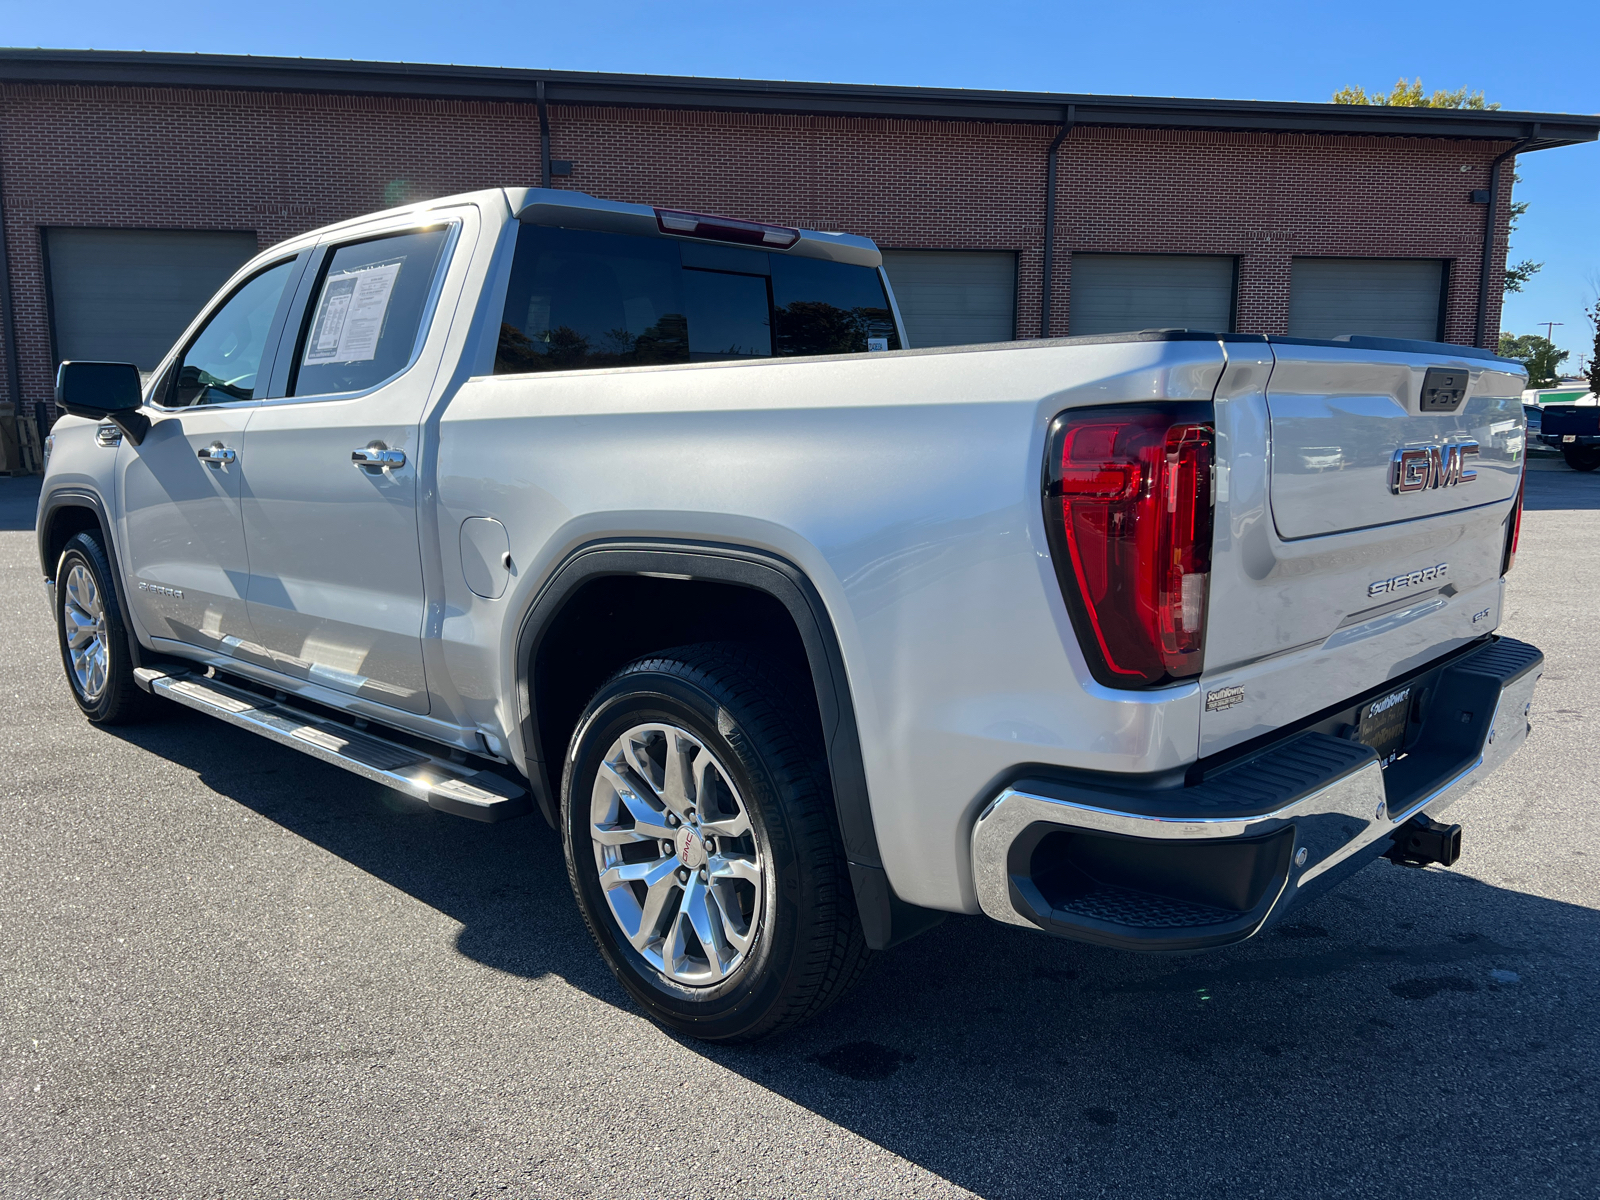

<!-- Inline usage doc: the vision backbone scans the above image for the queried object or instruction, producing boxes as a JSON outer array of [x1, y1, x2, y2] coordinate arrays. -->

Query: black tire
[[54, 531, 155, 724], [562, 643, 871, 1041], [1562, 446, 1600, 472]]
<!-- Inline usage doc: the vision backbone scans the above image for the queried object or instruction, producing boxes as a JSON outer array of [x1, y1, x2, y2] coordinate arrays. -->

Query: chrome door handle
[[352, 446, 406, 470], [197, 443, 237, 467]]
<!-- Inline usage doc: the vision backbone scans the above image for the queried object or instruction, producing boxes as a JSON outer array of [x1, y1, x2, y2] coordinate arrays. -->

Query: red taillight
[[1503, 472, 1525, 575], [1043, 405, 1215, 688], [654, 208, 800, 249]]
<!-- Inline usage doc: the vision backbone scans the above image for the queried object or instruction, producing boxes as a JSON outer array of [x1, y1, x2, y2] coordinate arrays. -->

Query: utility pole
[[1540, 320, 1563, 341]]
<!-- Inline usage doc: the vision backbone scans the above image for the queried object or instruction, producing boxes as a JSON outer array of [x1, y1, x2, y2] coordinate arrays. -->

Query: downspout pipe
[[537, 80, 551, 189], [1475, 123, 1537, 350], [0, 129, 24, 436], [1039, 105, 1074, 339]]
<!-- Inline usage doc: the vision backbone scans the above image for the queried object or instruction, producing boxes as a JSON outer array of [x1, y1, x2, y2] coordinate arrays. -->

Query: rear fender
[[514, 538, 942, 951]]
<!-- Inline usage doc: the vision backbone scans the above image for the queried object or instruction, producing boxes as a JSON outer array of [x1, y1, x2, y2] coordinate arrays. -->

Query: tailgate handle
[[1420, 367, 1469, 413]]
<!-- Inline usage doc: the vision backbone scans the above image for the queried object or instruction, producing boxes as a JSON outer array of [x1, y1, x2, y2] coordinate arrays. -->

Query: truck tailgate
[[1198, 340, 1526, 758], [1266, 343, 1522, 537]]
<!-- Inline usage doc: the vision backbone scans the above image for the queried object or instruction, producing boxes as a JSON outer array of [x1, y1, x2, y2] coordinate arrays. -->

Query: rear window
[[495, 225, 899, 374]]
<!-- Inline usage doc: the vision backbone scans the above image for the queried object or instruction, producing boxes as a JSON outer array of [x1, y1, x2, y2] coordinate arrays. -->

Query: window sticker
[[304, 260, 403, 364]]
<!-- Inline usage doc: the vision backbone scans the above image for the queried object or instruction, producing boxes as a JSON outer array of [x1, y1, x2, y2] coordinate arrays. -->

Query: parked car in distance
[[1524, 384, 1600, 470]]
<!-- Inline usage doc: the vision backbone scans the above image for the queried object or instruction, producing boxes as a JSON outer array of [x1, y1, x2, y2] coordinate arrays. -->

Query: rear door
[[236, 213, 468, 714], [1199, 340, 1526, 756]]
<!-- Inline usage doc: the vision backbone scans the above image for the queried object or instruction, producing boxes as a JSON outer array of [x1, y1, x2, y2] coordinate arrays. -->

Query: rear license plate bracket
[[1358, 685, 1413, 768]]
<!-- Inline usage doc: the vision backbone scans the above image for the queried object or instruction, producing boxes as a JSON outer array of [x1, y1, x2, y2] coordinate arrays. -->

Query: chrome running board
[[134, 667, 529, 823]]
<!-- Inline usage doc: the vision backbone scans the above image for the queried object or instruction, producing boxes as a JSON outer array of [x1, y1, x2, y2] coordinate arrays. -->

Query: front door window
[[164, 258, 297, 408]]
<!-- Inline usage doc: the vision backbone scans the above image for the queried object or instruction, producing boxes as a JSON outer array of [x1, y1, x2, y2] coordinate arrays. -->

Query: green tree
[[1498, 333, 1570, 389], [1332, 79, 1498, 109], [1504, 260, 1542, 293], [1503, 172, 1541, 293], [1334, 80, 1537, 294]]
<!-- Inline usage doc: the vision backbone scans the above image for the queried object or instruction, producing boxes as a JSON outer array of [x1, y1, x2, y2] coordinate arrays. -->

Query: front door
[[238, 222, 459, 715], [118, 256, 301, 654]]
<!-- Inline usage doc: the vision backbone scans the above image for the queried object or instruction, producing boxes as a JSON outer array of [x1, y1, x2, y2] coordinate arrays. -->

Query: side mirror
[[54, 361, 149, 445]]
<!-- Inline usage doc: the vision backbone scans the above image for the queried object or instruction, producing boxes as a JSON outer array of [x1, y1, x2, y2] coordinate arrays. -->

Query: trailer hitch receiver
[[1384, 816, 1463, 868]]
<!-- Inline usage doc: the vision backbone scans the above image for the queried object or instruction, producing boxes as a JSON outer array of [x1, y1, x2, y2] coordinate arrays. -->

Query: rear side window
[[771, 255, 899, 356], [291, 226, 451, 397], [495, 225, 899, 375], [496, 227, 687, 373]]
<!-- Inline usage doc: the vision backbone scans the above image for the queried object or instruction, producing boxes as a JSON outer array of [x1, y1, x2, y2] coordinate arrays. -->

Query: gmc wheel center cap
[[676, 826, 708, 870]]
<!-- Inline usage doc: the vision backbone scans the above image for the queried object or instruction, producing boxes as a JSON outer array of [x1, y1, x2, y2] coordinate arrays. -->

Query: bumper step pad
[[1055, 884, 1241, 930], [136, 667, 528, 823]]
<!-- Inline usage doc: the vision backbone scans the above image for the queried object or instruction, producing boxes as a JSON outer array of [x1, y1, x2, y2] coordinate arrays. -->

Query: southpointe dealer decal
[[1205, 685, 1245, 712], [1367, 687, 1411, 717]]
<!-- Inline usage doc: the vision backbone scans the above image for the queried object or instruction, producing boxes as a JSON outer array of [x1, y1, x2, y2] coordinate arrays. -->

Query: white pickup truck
[[40, 188, 1541, 1041]]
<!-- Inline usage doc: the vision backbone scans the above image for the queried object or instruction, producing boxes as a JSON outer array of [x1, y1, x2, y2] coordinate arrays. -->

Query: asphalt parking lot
[[2, 457, 1597, 1200]]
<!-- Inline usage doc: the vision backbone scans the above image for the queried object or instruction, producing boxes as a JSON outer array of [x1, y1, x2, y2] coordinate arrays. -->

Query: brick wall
[[1056, 125, 1509, 341], [0, 84, 542, 415], [0, 83, 1515, 416]]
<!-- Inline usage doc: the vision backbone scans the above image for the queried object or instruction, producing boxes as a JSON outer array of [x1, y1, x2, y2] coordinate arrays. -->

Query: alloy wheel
[[589, 722, 764, 986], [62, 562, 109, 701]]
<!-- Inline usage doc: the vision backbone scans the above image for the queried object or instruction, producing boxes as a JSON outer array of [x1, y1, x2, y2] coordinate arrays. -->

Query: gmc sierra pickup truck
[[40, 188, 1541, 1041]]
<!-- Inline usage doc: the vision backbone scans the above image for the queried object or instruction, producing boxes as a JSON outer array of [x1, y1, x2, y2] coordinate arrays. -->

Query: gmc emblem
[[1389, 441, 1479, 494]]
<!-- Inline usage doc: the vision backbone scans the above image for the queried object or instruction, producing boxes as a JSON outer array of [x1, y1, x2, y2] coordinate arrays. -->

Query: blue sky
[[4, 0, 1598, 370]]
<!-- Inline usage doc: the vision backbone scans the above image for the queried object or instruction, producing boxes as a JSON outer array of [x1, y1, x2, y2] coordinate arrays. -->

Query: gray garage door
[[1068, 254, 1236, 336], [45, 228, 260, 373], [1287, 257, 1445, 341], [880, 250, 1016, 348]]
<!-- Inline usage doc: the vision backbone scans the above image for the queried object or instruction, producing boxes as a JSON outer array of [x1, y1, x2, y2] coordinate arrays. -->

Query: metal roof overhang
[[2, 48, 1597, 151]]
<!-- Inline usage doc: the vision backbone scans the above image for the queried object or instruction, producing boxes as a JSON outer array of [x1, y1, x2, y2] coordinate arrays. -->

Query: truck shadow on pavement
[[105, 709, 1598, 1200]]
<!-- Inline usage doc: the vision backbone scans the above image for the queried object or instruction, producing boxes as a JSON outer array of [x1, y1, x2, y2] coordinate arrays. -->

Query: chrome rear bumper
[[971, 636, 1542, 951]]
